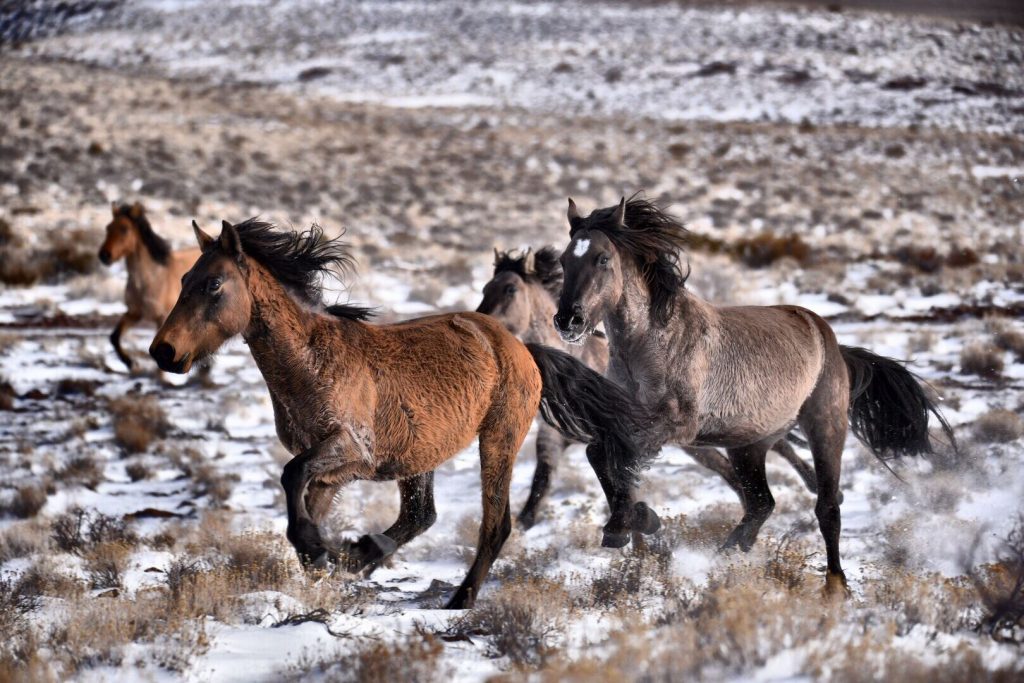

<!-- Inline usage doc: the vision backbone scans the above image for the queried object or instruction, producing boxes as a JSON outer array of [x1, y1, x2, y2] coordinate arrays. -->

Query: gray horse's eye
[[504, 284, 517, 296], [597, 254, 610, 266]]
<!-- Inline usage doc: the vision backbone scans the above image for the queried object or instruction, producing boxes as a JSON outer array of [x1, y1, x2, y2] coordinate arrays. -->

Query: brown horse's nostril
[[98, 249, 111, 265], [151, 341, 176, 368]]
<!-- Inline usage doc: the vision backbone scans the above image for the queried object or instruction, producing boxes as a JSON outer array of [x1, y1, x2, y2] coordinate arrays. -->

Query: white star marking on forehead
[[573, 239, 591, 258]]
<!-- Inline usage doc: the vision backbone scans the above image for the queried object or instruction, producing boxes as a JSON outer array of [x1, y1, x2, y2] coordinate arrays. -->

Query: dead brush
[[84, 542, 132, 593], [960, 342, 1005, 380], [0, 520, 51, 563], [283, 626, 445, 683], [444, 580, 566, 669], [0, 485, 48, 519], [763, 530, 814, 590], [55, 454, 103, 490], [51, 507, 137, 555], [191, 463, 240, 508], [970, 514, 1024, 642], [109, 394, 170, 453], [972, 409, 1024, 443]]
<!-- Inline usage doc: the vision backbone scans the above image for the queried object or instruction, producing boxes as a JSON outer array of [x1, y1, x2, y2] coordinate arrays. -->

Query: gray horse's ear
[[219, 219, 243, 258], [523, 247, 535, 274], [612, 196, 626, 227], [567, 197, 580, 225], [192, 220, 215, 251]]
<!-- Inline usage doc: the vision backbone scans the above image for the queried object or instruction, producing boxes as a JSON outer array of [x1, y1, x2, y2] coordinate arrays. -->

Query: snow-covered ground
[[1, 0, 1023, 680]]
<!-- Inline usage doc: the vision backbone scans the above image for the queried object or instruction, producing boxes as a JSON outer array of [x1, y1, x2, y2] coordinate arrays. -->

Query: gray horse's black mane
[[230, 218, 374, 321], [570, 195, 689, 327], [493, 246, 563, 299], [118, 204, 170, 265]]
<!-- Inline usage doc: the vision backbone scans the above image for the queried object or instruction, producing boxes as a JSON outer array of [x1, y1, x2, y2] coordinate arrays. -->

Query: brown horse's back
[[362, 312, 540, 474]]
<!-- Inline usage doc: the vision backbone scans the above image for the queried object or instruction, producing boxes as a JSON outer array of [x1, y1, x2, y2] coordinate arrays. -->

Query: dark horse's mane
[[570, 194, 689, 327], [119, 204, 171, 265], [231, 218, 375, 321], [493, 246, 563, 299]]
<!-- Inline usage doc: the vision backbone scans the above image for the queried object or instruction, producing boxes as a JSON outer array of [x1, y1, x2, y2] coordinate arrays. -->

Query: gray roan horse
[[554, 196, 954, 592], [477, 246, 821, 529]]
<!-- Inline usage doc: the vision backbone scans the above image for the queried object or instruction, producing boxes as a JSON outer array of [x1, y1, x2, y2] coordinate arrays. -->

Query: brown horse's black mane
[[493, 246, 563, 299], [570, 195, 689, 327], [231, 218, 375, 321], [119, 204, 170, 265]]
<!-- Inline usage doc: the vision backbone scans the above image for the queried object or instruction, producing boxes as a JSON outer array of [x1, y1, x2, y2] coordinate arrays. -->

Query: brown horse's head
[[555, 195, 689, 342], [99, 202, 140, 265], [150, 220, 251, 373], [476, 247, 562, 337]]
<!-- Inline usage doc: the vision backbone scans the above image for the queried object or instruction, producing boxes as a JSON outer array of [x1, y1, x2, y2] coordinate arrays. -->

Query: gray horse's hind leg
[[518, 426, 563, 530], [685, 446, 743, 497], [771, 439, 821, 496], [720, 439, 775, 552]]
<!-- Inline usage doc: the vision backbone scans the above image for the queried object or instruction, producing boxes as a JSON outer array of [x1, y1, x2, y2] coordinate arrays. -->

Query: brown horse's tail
[[841, 345, 956, 460], [526, 343, 654, 484]]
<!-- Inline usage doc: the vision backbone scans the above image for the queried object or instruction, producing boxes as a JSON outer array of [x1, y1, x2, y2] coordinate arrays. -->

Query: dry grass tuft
[[446, 580, 566, 669], [960, 342, 1004, 380], [972, 515, 1024, 642], [0, 485, 48, 519], [973, 409, 1024, 444], [286, 626, 446, 683], [110, 394, 170, 453], [51, 507, 137, 555], [55, 454, 103, 490]]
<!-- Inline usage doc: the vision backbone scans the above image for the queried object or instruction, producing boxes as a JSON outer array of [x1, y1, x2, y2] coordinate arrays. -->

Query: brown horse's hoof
[[633, 502, 661, 535], [602, 529, 631, 548], [339, 533, 398, 576]]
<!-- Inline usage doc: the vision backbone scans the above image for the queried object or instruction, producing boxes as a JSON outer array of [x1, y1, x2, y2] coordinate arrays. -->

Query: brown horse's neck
[[125, 235, 165, 286]]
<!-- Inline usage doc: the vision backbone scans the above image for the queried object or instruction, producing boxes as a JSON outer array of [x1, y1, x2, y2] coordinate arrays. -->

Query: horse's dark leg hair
[[446, 427, 515, 609], [771, 439, 821, 497], [586, 443, 636, 548], [798, 340, 850, 593], [685, 446, 744, 501], [518, 426, 563, 530], [280, 434, 347, 565], [720, 440, 775, 552], [110, 312, 140, 370]]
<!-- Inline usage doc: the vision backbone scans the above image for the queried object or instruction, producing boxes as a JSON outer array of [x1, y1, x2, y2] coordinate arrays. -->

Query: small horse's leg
[[280, 433, 352, 565], [517, 425, 562, 530], [771, 439, 819, 496], [685, 446, 744, 500], [446, 427, 517, 609], [109, 312, 140, 370], [721, 440, 774, 552]]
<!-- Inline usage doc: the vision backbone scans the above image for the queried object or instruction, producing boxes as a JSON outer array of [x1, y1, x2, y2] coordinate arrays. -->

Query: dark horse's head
[[150, 218, 355, 373], [476, 246, 562, 336], [99, 202, 171, 266], [554, 195, 689, 344]]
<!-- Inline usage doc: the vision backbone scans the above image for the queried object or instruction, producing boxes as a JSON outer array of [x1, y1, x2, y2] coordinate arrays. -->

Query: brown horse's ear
[[567, 197, 580, 226], [111, 201, 119, 216], [192, 220, 215, 252], [611, 196, 626, 227], [129, 202, 143, 219], [493, 247, 500, 264], [219, 220, 243, 259], [523, 247, 535, 274]]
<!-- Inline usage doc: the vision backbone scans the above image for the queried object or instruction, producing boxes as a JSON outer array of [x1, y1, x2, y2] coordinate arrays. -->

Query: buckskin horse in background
[[98, 202, 200, 371], [477, 246, 820, 530], [149, 218, 648, 608], [554, 195, 955, 593]]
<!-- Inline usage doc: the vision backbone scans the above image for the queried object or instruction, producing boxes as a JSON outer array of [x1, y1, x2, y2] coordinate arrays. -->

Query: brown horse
[[477, 247, 821, 529], [98, 202, 200, 370], [150, 218, 647, 608], [554, 196, 955, 592]]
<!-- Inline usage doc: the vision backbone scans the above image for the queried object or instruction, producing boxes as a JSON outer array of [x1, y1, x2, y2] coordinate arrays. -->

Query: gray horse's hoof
[[602, 529, 631, 548], [633, 502, 661, 535]]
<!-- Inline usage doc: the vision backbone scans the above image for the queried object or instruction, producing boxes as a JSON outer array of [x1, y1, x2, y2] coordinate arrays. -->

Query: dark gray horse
[[554, 196, 954, 592], [477, 246, 820, 530]]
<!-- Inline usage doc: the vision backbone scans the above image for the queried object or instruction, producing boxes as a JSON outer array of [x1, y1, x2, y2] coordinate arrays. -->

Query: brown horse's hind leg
[[446, 423, 521, 609], [517, 425, 563, 530], [110, 312, 140, 370], [721, 440, 775, 552], [339, 471, 437, 576]]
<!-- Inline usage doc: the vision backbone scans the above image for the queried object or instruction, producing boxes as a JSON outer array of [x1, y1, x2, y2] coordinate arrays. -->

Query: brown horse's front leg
[[280, 432, 355, 565], [109, 312, 140, 370]]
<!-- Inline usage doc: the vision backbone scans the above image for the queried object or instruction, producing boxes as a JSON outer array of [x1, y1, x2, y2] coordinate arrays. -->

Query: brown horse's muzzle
[[98, 248, 112, 265], [149, 339, 191, 374]]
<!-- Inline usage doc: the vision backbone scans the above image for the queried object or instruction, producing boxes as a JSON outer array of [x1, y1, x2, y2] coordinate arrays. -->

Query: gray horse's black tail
[[841, 345, 956, 460], [526, 343, 653, 484]]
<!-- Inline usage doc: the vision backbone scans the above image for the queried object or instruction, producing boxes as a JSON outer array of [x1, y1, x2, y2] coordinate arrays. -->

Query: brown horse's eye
[[597, 254, 610, 266], [206, 278, 222, 295], [504, 284, 516, 296]]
